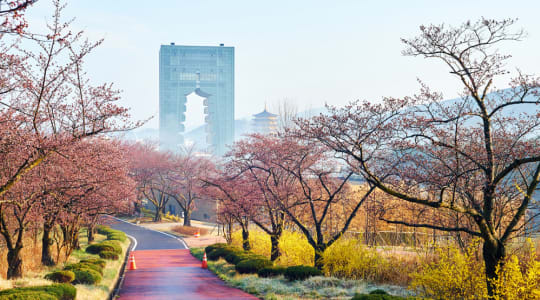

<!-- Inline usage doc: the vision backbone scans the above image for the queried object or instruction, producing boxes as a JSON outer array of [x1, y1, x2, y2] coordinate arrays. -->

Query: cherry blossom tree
[[127, 142, 174, 222], [204, 163, 260, 251], [0, 168, 43, 278], [297, 18, 540, 294], [0, 0, 137, 203], [38, 139, 135, 265], [0, 0, 35, 34], [166, 147, 215, 226], [267, 137, 375, 269], [226, 134, 299, 261], [0, 1, 138, 278]]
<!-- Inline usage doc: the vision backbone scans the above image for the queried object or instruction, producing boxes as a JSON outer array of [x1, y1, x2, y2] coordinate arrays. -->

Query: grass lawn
[[190, 247, 413, 300], [0, 228, 129, 300]]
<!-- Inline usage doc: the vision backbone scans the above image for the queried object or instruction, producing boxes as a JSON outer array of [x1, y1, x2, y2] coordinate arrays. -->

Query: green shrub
[[71, 268, 102, 285], [284, 265, 322, 281], [99, 240, 122, 254], [350, 293, 408, 300], [205, 243, 228, 255], [257, 266, 286, 278], [0, 284, 76, 300], [79, 258, 106, 269], [44, 270, 75, 283], [0, 291, 57, 300], [369, 290, 388, 295], [96, 225, 127, 241], [64, 262, 103, 275], [223, 250, 253, 265], [85, 243, 103, 254], [85, 240, 121, 255], [207, 249, 222, 261], [207, 246, 235, 261], [235, 258, 273, 274], [107, 233, 126, 242], [95, 225, 111, 234], [99, 250, 119, 260]]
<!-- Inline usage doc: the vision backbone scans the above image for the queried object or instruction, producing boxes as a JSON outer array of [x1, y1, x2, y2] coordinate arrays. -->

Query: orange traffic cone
[[128, 253, 137, 270], [194, 231, 200, 238], [202, 252, 208, 269]]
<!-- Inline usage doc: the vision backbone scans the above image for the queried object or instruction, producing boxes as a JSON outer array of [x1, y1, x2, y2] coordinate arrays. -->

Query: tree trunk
[[72, 228, 80, 250], [483, 239, 506, 297], [153, 207, 162, 222], [225, 221, 232, 244], [41, 223, 55, 266], [270, 234, 281, 261], [87, 225, 95, 243], [241, 227, 251, 251], [6, 245, 23, 279], [313, 245, 326, 271], [183, 209, 191, 226]]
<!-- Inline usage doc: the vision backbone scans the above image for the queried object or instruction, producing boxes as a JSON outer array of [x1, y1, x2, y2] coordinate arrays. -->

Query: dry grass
[[171, 225, 209, 236], [0, 228, 129, 300], [0, 230, 68, 279]]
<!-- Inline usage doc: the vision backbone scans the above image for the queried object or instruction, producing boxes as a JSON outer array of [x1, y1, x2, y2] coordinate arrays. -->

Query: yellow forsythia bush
[[163, 211, 182, 222], [410, 242, 487, 299], [411, 239, 540, 299], [322, 237, 388, 280], [491, 240, 540, 300], [321, 237, 417, 285], [276, 230, 314, 266], [231, 230, 313, 266]]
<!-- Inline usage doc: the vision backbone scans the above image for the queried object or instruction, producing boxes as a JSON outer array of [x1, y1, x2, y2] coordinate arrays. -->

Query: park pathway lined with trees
[[109, 218, 257, 300]]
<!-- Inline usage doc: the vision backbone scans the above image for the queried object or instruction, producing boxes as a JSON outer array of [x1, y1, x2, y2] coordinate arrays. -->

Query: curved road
[[109, 218, 187, 250], [108, 218, 257, 300]]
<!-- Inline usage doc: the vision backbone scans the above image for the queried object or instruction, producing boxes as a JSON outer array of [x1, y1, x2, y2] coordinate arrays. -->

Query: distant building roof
[[253, 108, 278, 118]]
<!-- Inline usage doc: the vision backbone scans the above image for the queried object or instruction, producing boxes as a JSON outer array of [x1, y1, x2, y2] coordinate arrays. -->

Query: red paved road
[[118, 249, 258, 300]]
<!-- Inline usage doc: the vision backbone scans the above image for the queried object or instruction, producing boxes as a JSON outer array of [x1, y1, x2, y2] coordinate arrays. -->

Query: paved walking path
[[108, 218, 258, 300]]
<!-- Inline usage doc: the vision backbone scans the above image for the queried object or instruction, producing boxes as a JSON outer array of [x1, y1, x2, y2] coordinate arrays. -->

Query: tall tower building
[[159, 43, 234, 155]]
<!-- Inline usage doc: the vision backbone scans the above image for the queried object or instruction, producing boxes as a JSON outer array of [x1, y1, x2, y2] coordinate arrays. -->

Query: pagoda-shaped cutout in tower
[[252, 105, 278, 134]]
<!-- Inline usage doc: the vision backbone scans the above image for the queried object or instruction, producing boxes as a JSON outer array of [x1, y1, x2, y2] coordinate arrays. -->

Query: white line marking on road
[[111, 216, 189, 249], [127, 234, 137, 251]]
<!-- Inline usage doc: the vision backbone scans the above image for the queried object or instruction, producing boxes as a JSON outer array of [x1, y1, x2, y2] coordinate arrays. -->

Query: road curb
[[109, 230, 135, 299]]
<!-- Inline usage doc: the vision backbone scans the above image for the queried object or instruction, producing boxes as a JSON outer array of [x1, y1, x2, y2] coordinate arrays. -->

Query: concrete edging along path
[[109, 233, 135, 300], [107, 217, 258, 300]]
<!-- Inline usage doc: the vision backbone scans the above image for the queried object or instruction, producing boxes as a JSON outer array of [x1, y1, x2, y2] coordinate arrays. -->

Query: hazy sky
[[25, 0, 540, 129]]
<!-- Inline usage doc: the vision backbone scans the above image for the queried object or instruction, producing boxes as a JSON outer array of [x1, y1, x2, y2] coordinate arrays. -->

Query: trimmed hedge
[[44, 270, 75, 283], [99, 250, 119, 260], [235, 258, 273, 274], [351, 293, 408, 300], [71, 268, 102, 285], [208, 245, 246, 262], [64, 262, 103, 275], [204, 243, 228, 255], [79, 258, 106, 269], [85, 240, 122, 255], [0, 284, 76, 300], [0, 292, 57, 300], [224, 250, 251, 265], [257, 266, 286, 278], [284, 265, 322, 281], [369, 290, 388, 295], [96, 226, 127, 242], [207, 247, 232, 261], [100, 240, 122, 254]]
